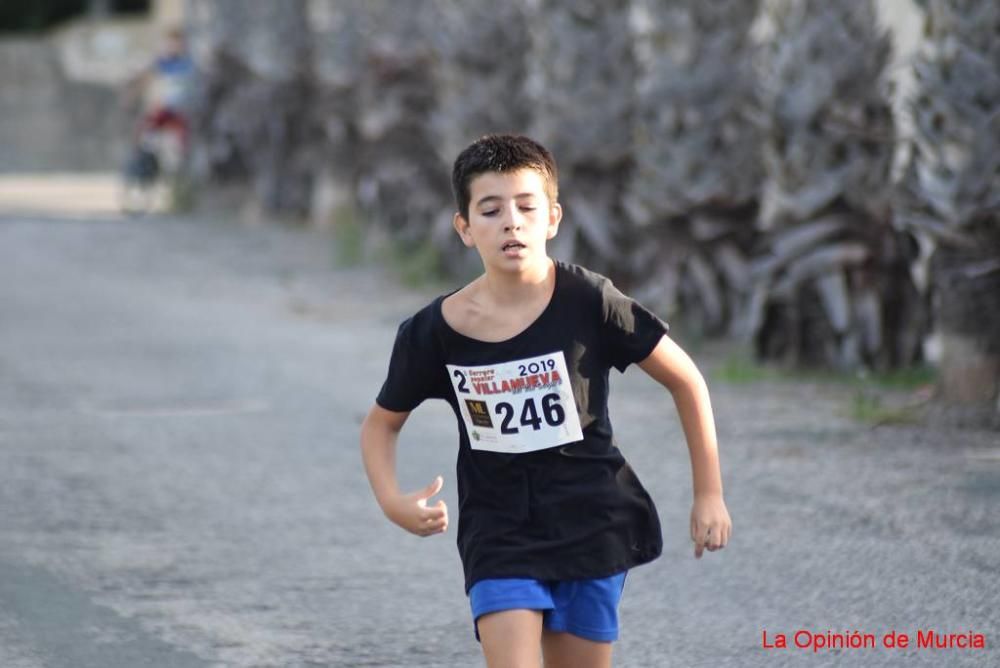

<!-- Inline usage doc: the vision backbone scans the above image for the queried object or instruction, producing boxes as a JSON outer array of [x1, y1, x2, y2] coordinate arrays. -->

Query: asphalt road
[[1, 213, 997, 667]]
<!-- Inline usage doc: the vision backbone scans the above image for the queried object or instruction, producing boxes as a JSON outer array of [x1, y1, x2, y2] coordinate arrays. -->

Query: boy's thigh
[[477, 609, 544, 667], [541, 628, 613, 668]]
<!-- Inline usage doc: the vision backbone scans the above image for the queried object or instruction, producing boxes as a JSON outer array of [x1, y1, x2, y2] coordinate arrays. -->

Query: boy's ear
[[453, 212, 475, 247], [546, 202, 563, 240]]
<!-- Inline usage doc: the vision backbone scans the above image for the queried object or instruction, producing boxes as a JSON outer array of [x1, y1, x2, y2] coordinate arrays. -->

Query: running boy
[[361, 134, 731, 667]]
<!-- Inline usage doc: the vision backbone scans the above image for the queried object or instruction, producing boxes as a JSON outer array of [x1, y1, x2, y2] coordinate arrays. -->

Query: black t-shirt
[[376, 261, 669, 593]]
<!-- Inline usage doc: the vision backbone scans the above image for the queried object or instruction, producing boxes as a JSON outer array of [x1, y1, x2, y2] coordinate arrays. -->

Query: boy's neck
[[479, 258, 555, 307]]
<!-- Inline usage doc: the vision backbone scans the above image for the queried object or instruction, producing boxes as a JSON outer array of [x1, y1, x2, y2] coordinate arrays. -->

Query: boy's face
[[453, 168, 562, 274]]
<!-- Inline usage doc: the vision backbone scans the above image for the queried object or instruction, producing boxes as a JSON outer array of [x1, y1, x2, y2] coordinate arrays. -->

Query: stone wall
[[0, 19, 157, 172]]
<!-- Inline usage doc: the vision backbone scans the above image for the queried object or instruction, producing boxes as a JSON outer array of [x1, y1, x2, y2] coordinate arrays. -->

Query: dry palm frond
[[896, 0, 1000, 407], [624, 0, 762, 334], [748, 0, 924, 370], [187, 0, 319, 214], [527, 0, 636, 271], [425, 0, 537, 276]]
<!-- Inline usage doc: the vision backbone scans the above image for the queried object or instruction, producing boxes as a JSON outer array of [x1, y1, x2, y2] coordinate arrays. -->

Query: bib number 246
[[447, 351, 583, 454], [495, 393, 565, 434]]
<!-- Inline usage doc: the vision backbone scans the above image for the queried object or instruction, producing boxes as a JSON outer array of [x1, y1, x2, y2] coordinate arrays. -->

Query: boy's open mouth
[[502, 241, 526, 251]]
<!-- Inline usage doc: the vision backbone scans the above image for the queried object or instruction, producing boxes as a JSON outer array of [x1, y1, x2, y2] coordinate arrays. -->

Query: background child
[[361, 134, 731, 667]]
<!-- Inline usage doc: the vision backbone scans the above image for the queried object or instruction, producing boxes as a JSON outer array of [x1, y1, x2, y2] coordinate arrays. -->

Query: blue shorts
[[468, 572, 628, 643]]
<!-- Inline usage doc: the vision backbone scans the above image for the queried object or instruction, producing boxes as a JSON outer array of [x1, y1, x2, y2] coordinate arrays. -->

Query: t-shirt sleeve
[[375, 316, 442, 412], [600, 279, 670, 372]]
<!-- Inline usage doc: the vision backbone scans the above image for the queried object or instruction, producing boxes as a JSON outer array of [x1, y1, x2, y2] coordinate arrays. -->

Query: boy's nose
[[503, 209, 524, 232], [503, 221, 522, 234]]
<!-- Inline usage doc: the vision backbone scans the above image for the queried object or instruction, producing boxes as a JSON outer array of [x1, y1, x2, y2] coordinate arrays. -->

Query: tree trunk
[[895, 0, 1000, 417], [748, 0, 925, 370], [931, 223, 1000, 406]]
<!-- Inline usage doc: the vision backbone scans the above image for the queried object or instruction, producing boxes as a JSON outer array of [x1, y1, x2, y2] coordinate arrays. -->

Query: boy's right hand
[[383, 475, 450, 537]]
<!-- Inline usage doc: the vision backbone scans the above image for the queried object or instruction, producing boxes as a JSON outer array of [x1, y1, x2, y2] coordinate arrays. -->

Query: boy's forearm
[[671, 376, 724, 498], [360, 416, 403, 512]]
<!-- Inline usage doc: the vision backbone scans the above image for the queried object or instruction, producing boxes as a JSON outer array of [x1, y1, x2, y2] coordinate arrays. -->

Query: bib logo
[[465, 399, 494, 428]]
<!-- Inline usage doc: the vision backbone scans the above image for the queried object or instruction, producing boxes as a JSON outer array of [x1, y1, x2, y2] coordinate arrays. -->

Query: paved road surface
[[1, 213, 997, 667]]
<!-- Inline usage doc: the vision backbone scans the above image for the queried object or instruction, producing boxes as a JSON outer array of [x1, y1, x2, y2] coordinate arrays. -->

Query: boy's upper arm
[[636, 335, 699, 392], [366, 402, 411, 433]]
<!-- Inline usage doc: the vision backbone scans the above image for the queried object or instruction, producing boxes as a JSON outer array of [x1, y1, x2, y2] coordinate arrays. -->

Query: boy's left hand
[[690, 494, 731, 558]]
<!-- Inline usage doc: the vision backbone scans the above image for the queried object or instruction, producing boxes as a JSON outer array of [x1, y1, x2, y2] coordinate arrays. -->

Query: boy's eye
[[479, 205, 536, 217]]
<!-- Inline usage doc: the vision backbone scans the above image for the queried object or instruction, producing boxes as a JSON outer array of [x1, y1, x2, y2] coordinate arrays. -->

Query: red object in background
[[137, 108, 189, 151]]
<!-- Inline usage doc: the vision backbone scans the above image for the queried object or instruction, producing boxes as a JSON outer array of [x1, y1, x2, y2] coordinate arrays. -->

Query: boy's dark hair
[[451, 134, 559, 220]]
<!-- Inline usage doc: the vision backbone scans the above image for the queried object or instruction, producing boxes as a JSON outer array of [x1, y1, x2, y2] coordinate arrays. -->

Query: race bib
[[447, 351, 583, 454]]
